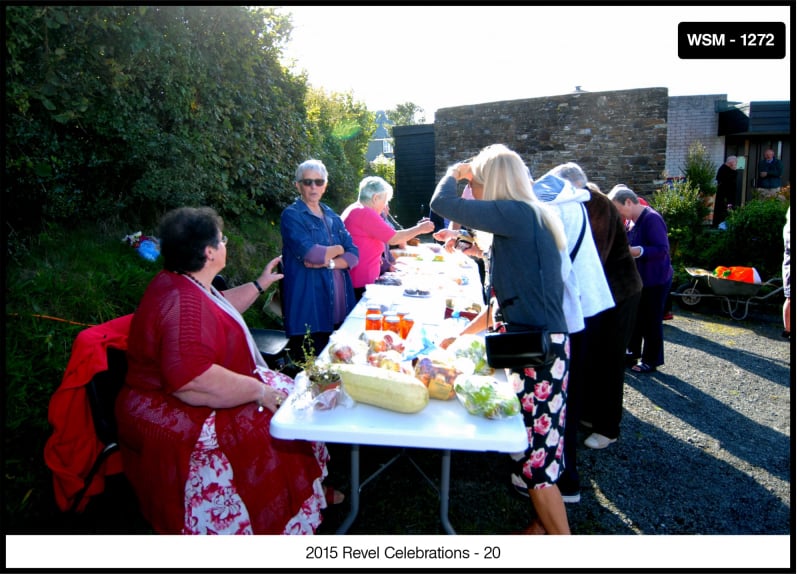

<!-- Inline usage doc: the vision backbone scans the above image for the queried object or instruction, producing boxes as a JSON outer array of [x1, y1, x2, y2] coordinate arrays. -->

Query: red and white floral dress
[[117, 271, 328, 534]]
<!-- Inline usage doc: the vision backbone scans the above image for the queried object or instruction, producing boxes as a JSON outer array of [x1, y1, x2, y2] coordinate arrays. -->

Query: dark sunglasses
[[299, 178, 326, 187]]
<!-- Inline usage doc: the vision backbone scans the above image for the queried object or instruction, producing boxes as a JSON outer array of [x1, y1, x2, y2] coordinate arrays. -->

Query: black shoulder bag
[[484, 322, 554, 369]]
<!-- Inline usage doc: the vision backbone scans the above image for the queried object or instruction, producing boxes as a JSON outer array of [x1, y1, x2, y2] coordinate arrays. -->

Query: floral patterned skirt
[[182, 369, 329, 535], [506, 332, 570, 491]]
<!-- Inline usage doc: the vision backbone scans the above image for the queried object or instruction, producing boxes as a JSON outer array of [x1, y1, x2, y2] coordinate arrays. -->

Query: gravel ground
[[23, 306, 791, 546], [317, 306, 792, 536]]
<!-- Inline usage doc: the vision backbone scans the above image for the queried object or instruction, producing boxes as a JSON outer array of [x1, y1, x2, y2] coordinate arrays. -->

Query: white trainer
[[584, 433, 617, 450]]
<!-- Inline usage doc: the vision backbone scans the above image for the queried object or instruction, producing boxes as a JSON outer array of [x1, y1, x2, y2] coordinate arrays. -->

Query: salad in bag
[[454, 375, 520, 419], [447, 335, 494, 376]]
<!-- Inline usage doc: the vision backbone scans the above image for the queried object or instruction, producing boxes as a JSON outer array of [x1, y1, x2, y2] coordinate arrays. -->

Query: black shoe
[[625, 352, 639, 367], [781, 330, 791, 340]]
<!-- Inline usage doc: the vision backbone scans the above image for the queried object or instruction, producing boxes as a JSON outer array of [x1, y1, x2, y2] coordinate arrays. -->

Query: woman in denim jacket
[[280, 159, 359, 361]]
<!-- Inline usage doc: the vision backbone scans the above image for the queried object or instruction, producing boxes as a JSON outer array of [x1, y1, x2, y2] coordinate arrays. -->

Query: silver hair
[[295, 159, 328, 182], [549, 162, 588, 188], [607, 184, 638, 205], [358, 176, 393, 203]]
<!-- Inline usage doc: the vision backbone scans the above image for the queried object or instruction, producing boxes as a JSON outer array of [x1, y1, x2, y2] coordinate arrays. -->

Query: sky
[[278, 4, 792, 122]]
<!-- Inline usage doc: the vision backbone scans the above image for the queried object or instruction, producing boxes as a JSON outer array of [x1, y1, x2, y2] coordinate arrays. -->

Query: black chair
[[211, 274, 230, 292], [69, 346, 127, 513], [250, 328, 292, 371]]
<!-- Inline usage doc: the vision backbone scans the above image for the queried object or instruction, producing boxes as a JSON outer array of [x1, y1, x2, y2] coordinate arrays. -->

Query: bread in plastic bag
[[413, 350, 473, 400]]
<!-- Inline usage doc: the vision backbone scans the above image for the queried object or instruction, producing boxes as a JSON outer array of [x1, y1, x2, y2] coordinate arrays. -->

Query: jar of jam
[[400, 314, 415, 339], [365, 313, 383, 331], [382, 315, 402, 336]]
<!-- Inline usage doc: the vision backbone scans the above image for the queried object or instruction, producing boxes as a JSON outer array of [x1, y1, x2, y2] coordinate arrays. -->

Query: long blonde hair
[[471, 144, 567, 251]]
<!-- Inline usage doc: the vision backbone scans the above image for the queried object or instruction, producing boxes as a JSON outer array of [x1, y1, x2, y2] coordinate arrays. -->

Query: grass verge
[[4, 215, 283, 531]]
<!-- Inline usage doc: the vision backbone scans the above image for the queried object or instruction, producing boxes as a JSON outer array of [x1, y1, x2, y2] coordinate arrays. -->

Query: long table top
[[270, 243, 527, 453]]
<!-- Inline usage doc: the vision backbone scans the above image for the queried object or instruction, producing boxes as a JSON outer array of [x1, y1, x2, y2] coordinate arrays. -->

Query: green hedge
[[652, 183, 788, 282]]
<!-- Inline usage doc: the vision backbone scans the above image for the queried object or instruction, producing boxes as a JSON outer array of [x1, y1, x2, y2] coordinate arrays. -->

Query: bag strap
[[569, 205, 587, 262]]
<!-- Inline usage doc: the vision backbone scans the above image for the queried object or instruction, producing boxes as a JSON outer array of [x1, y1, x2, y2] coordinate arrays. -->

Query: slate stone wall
[[433, 87, 672, 197]]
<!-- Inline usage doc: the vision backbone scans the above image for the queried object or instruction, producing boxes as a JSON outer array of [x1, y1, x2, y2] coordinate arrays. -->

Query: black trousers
[[560, 328, 586, 489], [629, 281, 671, 367], [581, 291, 641, 439]]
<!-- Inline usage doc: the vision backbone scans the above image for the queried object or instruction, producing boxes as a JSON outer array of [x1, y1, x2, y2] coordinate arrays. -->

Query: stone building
[[390, 87, 790, 228]]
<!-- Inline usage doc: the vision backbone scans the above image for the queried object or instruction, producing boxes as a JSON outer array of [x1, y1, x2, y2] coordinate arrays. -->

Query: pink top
[[342, 203, 396, 288]]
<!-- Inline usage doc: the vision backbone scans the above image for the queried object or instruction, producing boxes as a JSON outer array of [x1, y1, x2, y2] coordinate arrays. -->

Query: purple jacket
[[627, 207, 673, 287]]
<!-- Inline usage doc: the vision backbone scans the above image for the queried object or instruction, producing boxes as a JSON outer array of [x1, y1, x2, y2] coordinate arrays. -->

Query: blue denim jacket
[[280, 199, 359, 337]]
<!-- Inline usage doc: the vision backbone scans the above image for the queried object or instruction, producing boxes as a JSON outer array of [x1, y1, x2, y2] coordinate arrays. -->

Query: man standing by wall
[[756, 148, 783, 198]]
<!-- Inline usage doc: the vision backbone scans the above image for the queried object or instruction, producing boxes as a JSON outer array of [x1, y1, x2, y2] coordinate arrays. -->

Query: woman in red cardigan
[[116, 206, 339, 534]]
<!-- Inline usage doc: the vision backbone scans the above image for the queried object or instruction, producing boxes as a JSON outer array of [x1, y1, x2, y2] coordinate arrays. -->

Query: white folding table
[[270, 386, 527, 534]]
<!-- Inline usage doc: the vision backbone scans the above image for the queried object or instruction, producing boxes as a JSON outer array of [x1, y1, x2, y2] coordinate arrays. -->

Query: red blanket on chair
[[44, 314, 132, 512]]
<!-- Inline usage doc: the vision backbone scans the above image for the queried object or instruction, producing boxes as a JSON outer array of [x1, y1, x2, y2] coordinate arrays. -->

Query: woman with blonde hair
[[430, 144, 571, 534]]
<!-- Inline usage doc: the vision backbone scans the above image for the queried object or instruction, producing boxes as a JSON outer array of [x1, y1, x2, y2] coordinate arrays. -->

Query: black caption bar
[[678, 22, 785, 59]]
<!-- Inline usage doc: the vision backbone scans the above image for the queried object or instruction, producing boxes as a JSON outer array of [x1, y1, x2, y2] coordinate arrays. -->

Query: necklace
[[182, 272, 211, 292]]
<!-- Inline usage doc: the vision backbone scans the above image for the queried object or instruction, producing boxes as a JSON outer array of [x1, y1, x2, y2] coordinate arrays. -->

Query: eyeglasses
[[299, 178, 326, 187], [218, 235, 228, 246]]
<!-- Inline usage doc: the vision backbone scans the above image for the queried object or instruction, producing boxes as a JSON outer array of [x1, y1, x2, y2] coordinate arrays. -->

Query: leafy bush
[[367, 155, 396, 188], [721, 198, 788, 279], [682, 141, 717, 198], [650, 179, 708, 271], [694, 229, 730, 269], [652, 142, 787, 282]]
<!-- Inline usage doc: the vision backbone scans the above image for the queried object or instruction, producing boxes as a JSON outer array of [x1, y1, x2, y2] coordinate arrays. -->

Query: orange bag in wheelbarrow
[[713, 266, 762, 284]]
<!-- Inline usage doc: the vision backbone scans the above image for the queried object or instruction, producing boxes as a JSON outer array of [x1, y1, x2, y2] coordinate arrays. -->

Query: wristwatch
[[328, 258, 336, 269]]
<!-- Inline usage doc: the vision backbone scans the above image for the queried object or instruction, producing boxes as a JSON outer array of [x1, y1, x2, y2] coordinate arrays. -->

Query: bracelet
[[256, 383, 266, 413], [252, 280, 264, 294]]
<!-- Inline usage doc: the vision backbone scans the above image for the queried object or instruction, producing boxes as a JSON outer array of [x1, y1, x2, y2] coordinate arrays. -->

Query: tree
[[303, 87, 375, 211], [387, 101, 426, 127], [650, 178, 708, 270], [5, 5, 311, 234], [679, 141, 717, 226], [367, 154, 395, 188], [682, 141, 717, 196]]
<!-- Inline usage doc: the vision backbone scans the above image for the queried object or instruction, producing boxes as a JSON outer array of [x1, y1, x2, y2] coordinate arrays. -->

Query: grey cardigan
[[430, 175, 567, 333]]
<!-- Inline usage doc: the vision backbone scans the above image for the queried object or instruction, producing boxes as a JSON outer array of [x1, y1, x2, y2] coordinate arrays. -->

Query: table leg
[[336, 444, 360, 534], [440, 449, 456, 534]]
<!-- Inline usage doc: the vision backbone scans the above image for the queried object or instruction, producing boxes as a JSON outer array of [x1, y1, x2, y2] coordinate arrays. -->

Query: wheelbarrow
[[672, 267, 784, 320]]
